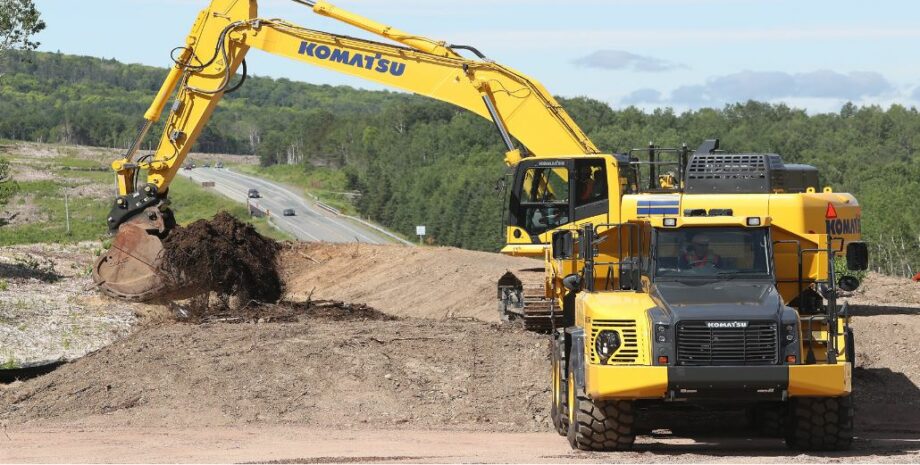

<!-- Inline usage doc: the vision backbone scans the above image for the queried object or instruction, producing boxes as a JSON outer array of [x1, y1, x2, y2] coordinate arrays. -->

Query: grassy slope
[[0, 143, 290, 246]]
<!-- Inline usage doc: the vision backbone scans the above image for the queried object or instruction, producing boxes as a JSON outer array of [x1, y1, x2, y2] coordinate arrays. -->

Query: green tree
[[0, 0, 45, 58], [0, 156, 17, 210], [0, 0, 42, 213]]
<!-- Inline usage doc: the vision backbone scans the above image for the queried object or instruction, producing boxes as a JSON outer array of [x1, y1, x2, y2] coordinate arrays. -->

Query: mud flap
[[566, 327, 586, 391]]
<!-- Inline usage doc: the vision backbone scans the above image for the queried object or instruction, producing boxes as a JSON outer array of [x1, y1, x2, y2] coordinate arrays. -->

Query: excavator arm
[[94, 0, 599, 300]]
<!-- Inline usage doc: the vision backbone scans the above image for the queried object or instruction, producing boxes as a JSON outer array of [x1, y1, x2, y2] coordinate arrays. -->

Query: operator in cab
[[680, 233, 721, 269]]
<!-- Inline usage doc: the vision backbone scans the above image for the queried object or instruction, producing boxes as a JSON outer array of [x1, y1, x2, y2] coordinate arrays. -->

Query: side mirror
[[552, 231, 574, 260], [838, 275, 860, 292], [562, 273, 583, 292], [846, 242, 869, 271]]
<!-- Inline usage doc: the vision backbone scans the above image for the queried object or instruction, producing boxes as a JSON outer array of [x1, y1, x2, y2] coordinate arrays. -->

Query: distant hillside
[[1, 51, 918, 275]]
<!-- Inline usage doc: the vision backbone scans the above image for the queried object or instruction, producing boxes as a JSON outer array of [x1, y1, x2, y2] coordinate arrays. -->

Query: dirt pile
[[161, 212, 283, 309], [279, 243, 542, 322], [0, 317, 551, 432]]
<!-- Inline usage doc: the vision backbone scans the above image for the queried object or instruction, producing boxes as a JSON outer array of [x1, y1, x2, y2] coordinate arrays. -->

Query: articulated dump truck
[[543, 140, 868, 451]]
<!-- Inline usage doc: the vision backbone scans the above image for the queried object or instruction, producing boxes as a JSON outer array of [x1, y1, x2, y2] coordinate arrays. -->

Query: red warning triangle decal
[[825, 203, 838, 219]]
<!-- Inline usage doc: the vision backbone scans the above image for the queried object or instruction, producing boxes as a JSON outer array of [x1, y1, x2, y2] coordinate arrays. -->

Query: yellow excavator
[[92, 0, 606, 325]]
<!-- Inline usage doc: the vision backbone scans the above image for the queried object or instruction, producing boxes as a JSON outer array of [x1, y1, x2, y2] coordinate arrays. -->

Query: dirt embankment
[[0, 316, 550, 432], [279, 242, 540, 322]]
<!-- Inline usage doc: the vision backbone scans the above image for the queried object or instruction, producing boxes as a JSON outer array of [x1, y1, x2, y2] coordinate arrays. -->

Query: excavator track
[[498, 269, 560, 333]]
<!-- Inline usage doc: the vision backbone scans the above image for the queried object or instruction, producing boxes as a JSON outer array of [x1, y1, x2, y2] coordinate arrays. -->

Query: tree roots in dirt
[[159, 212, 283, 315]]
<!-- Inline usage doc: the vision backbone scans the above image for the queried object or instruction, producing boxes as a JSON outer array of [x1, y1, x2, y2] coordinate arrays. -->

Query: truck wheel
[[785, 396, 854, 451], [751, 403, 787, 438], [566, 365, 635, 451], [550, 351, 568, 436]]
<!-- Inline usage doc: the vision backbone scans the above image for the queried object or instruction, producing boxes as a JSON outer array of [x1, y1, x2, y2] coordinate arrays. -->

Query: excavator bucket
[[92, 207, 172, 302]]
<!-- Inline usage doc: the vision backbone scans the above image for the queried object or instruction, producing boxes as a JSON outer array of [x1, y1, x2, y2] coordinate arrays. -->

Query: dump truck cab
[[548, 140, 868, 451]]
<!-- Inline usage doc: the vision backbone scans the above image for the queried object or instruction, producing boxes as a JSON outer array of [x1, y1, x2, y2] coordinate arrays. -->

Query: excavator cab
[[506, 157, 613, 245]]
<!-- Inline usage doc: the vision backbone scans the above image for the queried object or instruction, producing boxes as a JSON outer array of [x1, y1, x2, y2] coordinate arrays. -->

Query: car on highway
[[215, 161, 224, 169], [283, 208, 296, 216], [248, 188, 261, 199], [203, 162, 211, 168]]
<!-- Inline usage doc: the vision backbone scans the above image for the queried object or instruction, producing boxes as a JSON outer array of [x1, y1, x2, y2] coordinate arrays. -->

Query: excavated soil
[[160, 212, 283, 308]]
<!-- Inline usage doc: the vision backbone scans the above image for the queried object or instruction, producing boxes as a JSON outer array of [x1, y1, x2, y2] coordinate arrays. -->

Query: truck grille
[[676, 321, 778, 366]]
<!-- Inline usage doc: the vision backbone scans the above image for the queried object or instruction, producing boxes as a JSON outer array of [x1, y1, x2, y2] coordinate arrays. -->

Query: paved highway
[[179, 167, 403, 244]]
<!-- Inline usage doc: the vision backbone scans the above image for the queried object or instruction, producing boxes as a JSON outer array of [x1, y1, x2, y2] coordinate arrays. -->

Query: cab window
[[575, 159, 607, 207], [516, 166, 570, 235], [521, 167, 569, 203]]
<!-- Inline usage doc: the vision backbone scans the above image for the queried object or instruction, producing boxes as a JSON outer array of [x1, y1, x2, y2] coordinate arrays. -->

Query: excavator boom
[[95, 0, 600, 301]]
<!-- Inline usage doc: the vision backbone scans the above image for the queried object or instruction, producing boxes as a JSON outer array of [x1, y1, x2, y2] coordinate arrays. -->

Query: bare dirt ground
[[1, 242, 919, 463]]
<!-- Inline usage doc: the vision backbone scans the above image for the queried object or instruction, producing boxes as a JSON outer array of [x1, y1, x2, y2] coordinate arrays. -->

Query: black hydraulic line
[[291, 0, 317, 7], [224, 59, 248, 94], [448, 44, 488, 60]]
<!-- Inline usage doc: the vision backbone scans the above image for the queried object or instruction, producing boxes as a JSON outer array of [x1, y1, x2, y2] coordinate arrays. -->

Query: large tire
[[566, 364, 635, 451], [550, 352, 568, 436], [751, 403, 787, 438], [785, 396, 854, 451]]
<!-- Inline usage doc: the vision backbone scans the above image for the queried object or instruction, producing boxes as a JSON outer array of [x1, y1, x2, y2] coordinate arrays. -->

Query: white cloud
[[573, 50, 686, 72], [621, 70, 895, 107]]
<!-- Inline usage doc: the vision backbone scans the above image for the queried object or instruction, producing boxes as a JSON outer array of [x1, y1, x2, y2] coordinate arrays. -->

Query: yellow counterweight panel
[[500, 242, 547, 257], [789, 363, 852, 397]]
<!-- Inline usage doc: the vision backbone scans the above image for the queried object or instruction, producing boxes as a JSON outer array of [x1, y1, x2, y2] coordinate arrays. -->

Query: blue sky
[[34, 0, 920, 113]]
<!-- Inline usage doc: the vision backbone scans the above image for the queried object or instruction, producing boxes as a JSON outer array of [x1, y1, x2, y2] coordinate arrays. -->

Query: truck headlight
[[595, 330, 621, 363], [785, 324, 796, 341]]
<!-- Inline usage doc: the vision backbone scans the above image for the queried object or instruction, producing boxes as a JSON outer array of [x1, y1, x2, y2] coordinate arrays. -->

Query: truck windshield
[[654, 227, 771, 278]]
